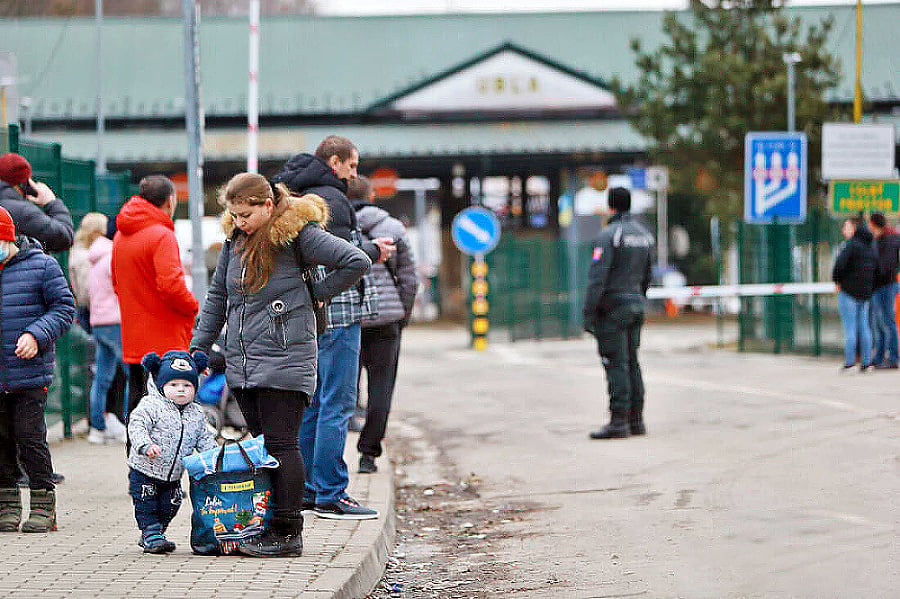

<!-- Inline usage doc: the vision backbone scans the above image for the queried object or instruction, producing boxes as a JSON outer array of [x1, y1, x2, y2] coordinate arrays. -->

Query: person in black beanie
[[583, 187, 654, 439]]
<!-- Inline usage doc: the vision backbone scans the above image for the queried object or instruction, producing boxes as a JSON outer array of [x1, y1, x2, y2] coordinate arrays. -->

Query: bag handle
[[214, 439, 256, 474]]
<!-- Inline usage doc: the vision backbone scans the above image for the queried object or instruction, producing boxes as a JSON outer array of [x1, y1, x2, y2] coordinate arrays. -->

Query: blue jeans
[[89, 324, 125, 431], [838, 292, 873, 367], [299, 322, 361, 505], [870, 283, 899, 364], [128, 468, 183, 532]]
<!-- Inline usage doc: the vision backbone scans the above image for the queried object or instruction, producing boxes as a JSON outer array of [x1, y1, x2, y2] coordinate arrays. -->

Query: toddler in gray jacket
[[127, 350, 217, 553]]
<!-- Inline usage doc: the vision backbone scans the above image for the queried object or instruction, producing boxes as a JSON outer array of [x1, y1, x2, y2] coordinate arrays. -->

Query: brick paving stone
[[11, 429, 394, 599]]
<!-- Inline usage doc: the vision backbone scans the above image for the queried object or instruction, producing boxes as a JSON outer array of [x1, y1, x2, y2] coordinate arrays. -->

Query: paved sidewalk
[[0, 433, 394, 598]]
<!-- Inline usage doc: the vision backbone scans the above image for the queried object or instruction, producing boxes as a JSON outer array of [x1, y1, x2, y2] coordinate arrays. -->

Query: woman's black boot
[[237, 515, 303, 557]]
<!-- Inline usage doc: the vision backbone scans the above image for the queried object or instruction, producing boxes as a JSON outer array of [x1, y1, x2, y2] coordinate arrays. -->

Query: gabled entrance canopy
[[367, 42, 618, 118]]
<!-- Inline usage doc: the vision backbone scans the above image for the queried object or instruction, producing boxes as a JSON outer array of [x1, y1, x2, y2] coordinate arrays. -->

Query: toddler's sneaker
[[141, 524, 176, 554], [87, 428, 107, 444]]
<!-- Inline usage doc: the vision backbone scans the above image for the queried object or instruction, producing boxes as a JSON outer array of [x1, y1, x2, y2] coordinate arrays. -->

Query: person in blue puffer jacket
[[0, 206, 75, 535]]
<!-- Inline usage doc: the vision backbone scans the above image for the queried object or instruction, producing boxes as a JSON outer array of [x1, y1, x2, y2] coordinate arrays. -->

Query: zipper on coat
[[239, 265, 248, 384], [166, 412, 186, 481]]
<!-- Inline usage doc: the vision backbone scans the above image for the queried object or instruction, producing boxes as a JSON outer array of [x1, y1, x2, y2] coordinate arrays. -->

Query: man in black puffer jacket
[[832, 216, 877, 371], [271, 136, 394, 520], [0, 153, 73, 253]]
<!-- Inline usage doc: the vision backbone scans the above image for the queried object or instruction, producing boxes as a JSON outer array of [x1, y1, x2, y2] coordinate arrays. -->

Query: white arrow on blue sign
[[744, 132, 808, 224], [451, 207, 501, 256]]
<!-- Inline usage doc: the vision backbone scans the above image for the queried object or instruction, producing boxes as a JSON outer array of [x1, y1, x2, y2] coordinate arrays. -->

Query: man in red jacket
[[111, 175, 198, 418]]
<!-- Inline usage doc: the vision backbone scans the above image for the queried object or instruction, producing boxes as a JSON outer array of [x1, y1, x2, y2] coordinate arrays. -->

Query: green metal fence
[[734, 207, 844, 355], [482, 208, 846, 355], [5, 125, 133, 438], [483, 235, 593, 341]]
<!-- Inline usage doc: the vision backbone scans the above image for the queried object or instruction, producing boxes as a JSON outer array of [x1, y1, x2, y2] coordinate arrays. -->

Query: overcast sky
[[313, 0, 895, 15]]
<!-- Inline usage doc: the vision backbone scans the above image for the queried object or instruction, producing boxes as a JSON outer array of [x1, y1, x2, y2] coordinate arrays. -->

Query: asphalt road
[[384, 323, 899, 598]]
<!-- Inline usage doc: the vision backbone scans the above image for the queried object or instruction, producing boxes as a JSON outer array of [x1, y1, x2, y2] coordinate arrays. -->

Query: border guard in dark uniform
[[583, 187, 654, 440]]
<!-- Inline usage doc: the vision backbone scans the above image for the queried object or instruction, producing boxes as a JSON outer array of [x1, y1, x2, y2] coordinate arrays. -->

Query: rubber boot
[[237, 515, 303, 557], [22, 489, 56, 533], [589, 414, 630, 440], [0, 487, 22, 532]]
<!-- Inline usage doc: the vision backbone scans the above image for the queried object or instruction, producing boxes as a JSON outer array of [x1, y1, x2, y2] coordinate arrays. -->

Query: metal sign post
[[183, 0, 207, 303], [452, 207, 501, 351]]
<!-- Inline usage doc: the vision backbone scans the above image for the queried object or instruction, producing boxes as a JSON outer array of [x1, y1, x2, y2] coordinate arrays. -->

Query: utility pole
[[183, 0, 207, 302], [783, 52, 801, 133], [854, 0, 863, 123], [247, 0, 260, 173], [95, 0, 106, 174]]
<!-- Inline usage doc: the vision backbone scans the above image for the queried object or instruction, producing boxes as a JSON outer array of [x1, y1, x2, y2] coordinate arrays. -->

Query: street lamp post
[[783, 52, 801, 133]]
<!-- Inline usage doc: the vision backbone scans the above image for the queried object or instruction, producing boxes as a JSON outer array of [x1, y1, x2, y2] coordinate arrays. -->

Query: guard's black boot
[[589, 415, 630, 440], [237, 515, 303, 557], [629, 420, 647, 436]]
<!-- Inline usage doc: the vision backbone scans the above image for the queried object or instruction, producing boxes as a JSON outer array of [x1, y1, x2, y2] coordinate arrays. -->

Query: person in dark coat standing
[[0, 206, 75, 534], [192, 173, 370, 557], [349, 176, 418, 474], [832, 216, 877, 371], [583, 188, 654, 440], [272, 136, 394, 520], [0, 153, 73, 253], [867, 212, 900, 369]]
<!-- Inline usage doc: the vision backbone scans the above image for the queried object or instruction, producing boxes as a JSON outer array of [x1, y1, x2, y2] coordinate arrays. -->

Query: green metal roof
[[1, 5, 898, 121], [29, 119, 647, 162]]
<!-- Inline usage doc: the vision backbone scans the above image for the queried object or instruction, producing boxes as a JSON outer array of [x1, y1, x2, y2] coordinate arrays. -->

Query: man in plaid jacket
[[272, 136, 394, 519]]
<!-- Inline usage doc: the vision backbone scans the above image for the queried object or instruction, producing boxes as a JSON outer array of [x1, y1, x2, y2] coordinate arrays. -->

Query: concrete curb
[[329, 456, 396, 599]]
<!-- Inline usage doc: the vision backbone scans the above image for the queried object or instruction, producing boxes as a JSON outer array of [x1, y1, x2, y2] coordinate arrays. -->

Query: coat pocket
[[265, 298, 311, 350], [266, 299, 290, 350]]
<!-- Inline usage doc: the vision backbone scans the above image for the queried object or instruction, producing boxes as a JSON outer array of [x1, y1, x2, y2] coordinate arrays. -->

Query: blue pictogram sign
[[744, 132, 807, 224], [452, 207, 501, 256]]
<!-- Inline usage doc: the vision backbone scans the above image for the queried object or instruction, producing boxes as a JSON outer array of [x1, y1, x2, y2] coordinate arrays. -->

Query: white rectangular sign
[[822, 123, 895, 180]]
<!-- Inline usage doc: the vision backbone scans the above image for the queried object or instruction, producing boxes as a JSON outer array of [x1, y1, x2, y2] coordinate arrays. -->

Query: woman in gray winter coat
[[191, 172, 370, 558]]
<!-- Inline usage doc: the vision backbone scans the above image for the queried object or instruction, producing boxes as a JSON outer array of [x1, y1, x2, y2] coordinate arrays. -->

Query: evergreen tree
[[613, 0, 842, 221]]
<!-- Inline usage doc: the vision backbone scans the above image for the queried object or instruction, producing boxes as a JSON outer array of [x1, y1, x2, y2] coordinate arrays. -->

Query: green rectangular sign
[[830, 180, 900, 215]]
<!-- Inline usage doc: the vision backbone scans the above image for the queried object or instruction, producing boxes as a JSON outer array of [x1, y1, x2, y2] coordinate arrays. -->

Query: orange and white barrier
[[646, 281, 836, 300]]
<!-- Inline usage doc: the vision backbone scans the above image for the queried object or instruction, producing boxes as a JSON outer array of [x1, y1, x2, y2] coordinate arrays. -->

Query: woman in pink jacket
[[86, 213, 127, 444]]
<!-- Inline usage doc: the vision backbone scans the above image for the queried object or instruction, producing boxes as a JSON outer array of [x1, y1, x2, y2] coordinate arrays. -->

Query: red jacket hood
[[116, 196, 173, 236]]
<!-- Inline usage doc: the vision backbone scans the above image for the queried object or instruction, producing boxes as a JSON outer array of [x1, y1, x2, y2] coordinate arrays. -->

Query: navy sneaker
[[314, 496, 378, 520]]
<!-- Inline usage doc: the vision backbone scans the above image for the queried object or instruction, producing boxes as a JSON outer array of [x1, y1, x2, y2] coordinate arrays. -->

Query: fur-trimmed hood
[[221, 193, 330, 244]]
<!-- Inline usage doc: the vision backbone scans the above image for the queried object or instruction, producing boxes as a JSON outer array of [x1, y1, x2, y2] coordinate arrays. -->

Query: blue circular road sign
[[451, 207, 501, 256]]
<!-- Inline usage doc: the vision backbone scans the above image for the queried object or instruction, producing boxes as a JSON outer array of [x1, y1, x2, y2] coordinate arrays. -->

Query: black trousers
[[357, 323, 402, 459], [594, 300, 645, 419], [126, 363, 148, 422], [233, 387, 307, 521], [106, 364, 127, 422], [0, 388, 54, 490]]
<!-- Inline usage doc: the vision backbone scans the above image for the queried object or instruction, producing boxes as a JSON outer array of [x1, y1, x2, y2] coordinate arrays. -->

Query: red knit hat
[[0, 153, 32, 187], [0, 206, 16, 242]]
